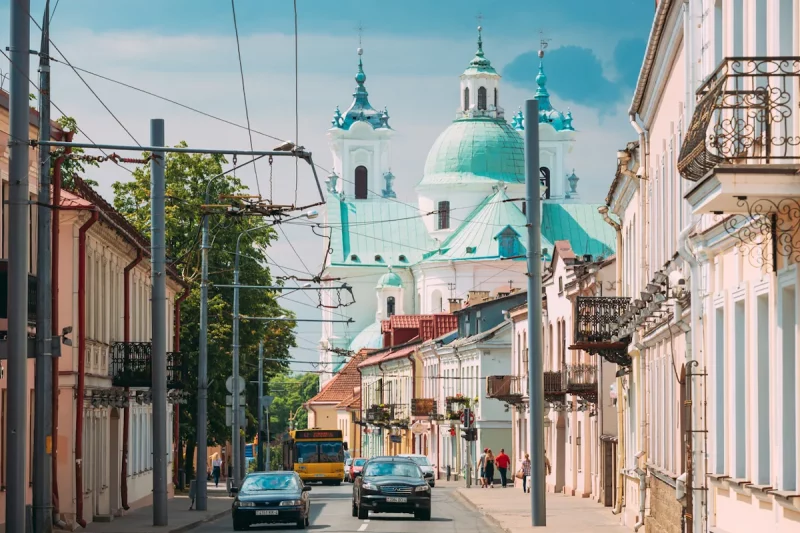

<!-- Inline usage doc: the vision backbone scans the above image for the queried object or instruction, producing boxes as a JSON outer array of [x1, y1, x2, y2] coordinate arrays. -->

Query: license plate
[[255, 510, 278, 516], [314, 474, 325, 477], [386, 497, 407, 503]]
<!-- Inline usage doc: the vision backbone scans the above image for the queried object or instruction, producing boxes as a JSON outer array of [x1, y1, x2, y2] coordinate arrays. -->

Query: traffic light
[[461, 428, 477, 441], [461, 427, 469, 440]]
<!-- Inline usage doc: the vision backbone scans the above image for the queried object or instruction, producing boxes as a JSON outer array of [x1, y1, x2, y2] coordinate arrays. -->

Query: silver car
[[397, 454, 435, 487]]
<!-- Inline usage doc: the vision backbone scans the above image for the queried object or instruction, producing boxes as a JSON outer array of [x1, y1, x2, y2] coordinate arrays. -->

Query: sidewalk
[[456, 486, 629, 533], [83, 483, 231, 533]]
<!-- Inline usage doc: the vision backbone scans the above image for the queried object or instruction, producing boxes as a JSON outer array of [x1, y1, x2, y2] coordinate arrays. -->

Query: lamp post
[[231, 211, 318, 488]]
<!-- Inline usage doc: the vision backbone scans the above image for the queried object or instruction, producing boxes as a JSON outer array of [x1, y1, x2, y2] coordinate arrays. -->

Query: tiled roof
[[541, 203, 617, 261], [336, 388, 361, 410], [380, 314, 458, 342], [450, 320, 511, 348], [358, 341, 421, 369], [307, 351, 368, 404]]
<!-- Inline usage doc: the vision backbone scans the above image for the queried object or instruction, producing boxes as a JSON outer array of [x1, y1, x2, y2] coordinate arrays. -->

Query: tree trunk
[[184, 438, 196, 483]]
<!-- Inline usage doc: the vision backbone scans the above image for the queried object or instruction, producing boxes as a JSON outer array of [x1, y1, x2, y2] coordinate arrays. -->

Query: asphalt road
[[193, 482, 502, 533]]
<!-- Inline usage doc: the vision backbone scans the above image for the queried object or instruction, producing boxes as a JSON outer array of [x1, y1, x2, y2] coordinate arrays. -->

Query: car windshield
[[363, 461, 422, 478], [354, 459, 366, 466], [406, 456, 430, 466], [241, 474, 299, 492]]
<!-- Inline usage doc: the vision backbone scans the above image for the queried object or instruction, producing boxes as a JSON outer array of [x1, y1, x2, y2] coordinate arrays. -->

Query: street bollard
[[188, 479, 197, 510], [446, 465, 451, 481]]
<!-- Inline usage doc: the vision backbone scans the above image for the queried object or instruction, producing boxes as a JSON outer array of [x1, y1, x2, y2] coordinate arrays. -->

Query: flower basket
[[446, 411, 461, 421]]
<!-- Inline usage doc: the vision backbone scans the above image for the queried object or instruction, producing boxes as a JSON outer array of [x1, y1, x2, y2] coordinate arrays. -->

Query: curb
[[452, 489, 513, 533], [167, 508, 231, 533]]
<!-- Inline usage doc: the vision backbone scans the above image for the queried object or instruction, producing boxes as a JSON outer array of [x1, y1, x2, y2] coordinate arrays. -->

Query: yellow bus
[[281, 429, 346, 485]]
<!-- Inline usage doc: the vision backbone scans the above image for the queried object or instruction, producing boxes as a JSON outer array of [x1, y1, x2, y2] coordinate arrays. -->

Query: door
[[603, 440, 613, 507], [555, 413, 566, 493]]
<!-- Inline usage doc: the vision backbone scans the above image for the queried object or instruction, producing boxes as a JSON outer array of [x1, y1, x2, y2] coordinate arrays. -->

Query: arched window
[[497, 227, 520, 258], [437, 201, 450, 230], [463, 87, 470, 111], [387, 296, 396, 317], [355, 166, 368, 199], [477, 87, 487, 110], [494, 87, 498, 108]]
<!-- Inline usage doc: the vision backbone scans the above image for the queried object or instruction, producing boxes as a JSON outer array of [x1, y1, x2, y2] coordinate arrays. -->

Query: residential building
[[306, 350, 369, 440]]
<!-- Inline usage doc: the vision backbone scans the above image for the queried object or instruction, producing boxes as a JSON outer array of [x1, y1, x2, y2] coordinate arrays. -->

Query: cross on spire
[[356, 22, 365, 47], [476, 12, 483, 27], [539, 30, 551, 56]]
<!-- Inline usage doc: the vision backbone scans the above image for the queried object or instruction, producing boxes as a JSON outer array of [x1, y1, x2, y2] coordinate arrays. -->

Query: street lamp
[[231, 210, 317, 488]]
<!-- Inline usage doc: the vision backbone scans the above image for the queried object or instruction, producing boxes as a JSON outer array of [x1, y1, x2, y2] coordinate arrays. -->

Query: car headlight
[[238, 501, 256, 507], [362, 482, 378, 491], [415, 485, 430, 492], [280, 500, 302, 506]]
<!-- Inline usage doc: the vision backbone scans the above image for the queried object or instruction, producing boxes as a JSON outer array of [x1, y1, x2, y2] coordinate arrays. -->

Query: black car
[[352, 457, 432, 520], [231, 471, 312, 530]]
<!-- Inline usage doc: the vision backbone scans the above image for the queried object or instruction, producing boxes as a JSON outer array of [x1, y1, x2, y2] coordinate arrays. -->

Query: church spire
[[332, 47, 390, 131], [464, 25, 496, 74]]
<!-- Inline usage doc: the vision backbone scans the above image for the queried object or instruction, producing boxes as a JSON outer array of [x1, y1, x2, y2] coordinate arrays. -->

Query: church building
[[318, 28, 614, 383]]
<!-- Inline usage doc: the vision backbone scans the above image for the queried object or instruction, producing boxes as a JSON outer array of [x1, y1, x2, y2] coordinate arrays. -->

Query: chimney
[[466, 291, 490, 306], [448, 298, 463, 313]]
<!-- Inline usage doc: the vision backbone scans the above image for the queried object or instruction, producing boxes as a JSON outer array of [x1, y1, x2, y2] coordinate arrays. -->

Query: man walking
[[495, 448, 510, 488]]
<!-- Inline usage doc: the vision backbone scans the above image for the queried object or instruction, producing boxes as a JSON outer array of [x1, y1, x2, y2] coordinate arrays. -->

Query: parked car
[[231, 471, 312, 530], [352, 456, 431, 520], [349, 458, 366, 481], [344, 458, 354, 482], [397, 454, 435, 487]]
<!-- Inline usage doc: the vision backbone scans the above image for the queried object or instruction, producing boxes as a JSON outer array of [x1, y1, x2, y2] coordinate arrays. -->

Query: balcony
[[365, 404, 393, 425], [566, 363, 598, 404], [543, 371, 567, 401], [411, 398, 438, 418], [486, 376, 524, 405], [109, 342, 185, 389], [572, 297, 632, 367], [678, 57, 800, 215]]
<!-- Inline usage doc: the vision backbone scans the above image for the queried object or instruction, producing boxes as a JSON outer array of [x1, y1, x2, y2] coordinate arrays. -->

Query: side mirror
[[302, 486, 312, 492]]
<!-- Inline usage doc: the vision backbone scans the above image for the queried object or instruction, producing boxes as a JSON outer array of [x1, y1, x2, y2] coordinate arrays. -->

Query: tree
[[52, 116, 100, 188], [264, 372, 319, 471], [111, 144, 297, 480]]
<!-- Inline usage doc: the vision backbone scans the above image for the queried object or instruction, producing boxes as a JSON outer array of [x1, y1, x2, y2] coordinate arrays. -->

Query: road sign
[[460, 408, 475, 428], [261, 395, 274, 409], [225, 395, 245, 406], [226, 375, 245, 394], [225, 406, 245, 427]]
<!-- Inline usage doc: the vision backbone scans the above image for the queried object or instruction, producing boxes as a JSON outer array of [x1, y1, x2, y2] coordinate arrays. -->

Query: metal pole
[[257, 341, 264, 472], [33, 3, 54, 532], [524, 99, 545, 526], [196, 199, 209, 511], [7, 0, 31, 530], [232, 244, 242, 489], [150, 119, 168, 526], [265, 405, 271, 472], [33, 140, 310, 158]]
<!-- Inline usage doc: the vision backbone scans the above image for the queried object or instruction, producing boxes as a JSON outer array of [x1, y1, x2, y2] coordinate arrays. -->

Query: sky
[[0, 0, 655, 372]]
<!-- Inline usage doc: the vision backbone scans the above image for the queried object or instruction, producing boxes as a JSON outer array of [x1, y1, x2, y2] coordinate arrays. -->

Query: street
[[194, 483, 501, 533]]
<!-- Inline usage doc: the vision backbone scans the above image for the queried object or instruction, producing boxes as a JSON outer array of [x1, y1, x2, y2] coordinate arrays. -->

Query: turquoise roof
[[417, 117, 524, 187], [349, 321, 383, 352], [331, 49, 390, 131], [512, 61, 574, 133], [463, 27, 498, 76], [540, 203, 617, 261], [326, 194, 436, 267], [376, 268, 403, 288], [422, 187, 529, 262]]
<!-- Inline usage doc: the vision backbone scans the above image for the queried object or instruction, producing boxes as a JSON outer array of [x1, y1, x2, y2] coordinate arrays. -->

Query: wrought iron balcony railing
[[109, 342, 185, 389], [678, 56, 800, 182], [486, 375, 524, 405], [543, 371, 567, 400], [566, 363, 598, 403], [573, 297, 630, 345], [365, 404, 393, 424], [411, 398, 438, 418]]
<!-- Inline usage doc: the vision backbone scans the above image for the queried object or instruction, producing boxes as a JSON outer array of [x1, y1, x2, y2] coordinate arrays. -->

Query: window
[[354, 166, 368, 199], [715, 306, 726, 473], [437, 201, 450, 230], [734, 299, 746, 479], [494, 87, 498, 108], [463, 87, 469, 111], [386, 296, 395, 317], [756, 294, 770, 485], [498, 228, 520, 258], [477, 87, 487, 110], [780, 285, 797, 490]]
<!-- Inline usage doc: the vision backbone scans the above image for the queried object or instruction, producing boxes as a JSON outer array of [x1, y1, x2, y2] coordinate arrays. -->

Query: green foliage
[[269, 444, 283, 471], [53, 116, 99, 188], [266, 372, 319, 438], [111, 143, 297, 449]]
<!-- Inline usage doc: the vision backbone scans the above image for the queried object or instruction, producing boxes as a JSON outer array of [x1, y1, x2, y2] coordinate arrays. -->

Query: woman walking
[[484, 450, 496, 488], [520, 453, 531, 493]]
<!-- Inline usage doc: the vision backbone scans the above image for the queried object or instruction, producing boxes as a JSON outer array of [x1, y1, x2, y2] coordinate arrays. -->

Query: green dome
[[376, 269, 403, 289], [418, 117, 525, 187], [349, 321, 383, 352]]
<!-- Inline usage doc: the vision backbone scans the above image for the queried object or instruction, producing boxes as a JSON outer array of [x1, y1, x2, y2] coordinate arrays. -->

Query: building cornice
[[629, 0, 675, 115]]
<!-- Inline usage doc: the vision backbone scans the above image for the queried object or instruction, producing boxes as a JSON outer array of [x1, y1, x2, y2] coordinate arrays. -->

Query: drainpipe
[[633, 466, 647, 531], [173, 287, 190, 488], [629, 115, 649, 292], [409, 352, 417, 454], [430, 343, 443, 479], [76, 209, 99, 528], [678, 220, 703, 533], [50, 130, 73, 525], [120, 247, 143, 510]]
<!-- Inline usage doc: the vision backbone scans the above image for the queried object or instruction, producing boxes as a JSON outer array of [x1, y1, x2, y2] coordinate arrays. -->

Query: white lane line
[[364, 519, 370, 522], [358, 523, 368, 531]]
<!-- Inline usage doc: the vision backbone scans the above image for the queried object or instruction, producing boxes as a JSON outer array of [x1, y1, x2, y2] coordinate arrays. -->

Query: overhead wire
[[230, 0, 261, 198]]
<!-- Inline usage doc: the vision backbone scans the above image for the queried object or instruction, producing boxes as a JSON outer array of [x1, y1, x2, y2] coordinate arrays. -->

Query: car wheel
[[352, 500, 358, 517], [334, 481, 341, 486], [357, 503, 369, 519], [415, 510, 431, 521], [296, 517, 308, 530]]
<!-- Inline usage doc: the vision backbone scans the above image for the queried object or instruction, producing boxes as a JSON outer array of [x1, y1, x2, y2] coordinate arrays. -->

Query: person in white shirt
[[212, 456, 222, 487]]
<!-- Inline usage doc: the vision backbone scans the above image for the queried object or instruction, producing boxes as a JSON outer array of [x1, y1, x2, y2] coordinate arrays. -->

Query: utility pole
[[33, 2, 54, 532], [232, 244, 242, 488], [257, 341, 264, 472], [524, 98, 545, 526], [150, 119, 168, 526], [7, 0, 31, 530]]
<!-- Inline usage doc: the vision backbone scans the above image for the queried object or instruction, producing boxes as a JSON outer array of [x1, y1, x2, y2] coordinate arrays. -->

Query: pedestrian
[[495, 448, 510, 487], [477, 448, 487, 488], [212, 455, 222, 487], [484, 450, 495, 488], [544, 449, 552, 477], [520, 453, 531, 493]]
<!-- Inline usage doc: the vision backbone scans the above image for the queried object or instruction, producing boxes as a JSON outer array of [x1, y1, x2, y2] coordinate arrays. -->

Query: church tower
[[326, 48, 396, 200]]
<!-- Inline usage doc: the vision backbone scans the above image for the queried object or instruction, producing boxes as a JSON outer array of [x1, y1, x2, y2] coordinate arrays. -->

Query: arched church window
[[437, 201, 450, 230], [478, 87, 487, 110], [387, 296, 396, 317], [355, 166, 368, 199], [463, 87, 470, 111], [494, 88, 498, 108]]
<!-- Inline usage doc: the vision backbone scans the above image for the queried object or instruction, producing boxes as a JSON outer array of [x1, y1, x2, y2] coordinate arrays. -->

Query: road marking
[[364, 519, 370, 522], [358, 523, 368, 531]]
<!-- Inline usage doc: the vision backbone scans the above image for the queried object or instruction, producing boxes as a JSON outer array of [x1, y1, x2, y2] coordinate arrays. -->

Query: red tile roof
[[335, 387, 361, 410], [358, 341, 420, 369], [307, 351, 368, 404]]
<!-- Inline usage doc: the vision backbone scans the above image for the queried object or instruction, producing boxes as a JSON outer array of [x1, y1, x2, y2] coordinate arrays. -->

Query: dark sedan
[[352, 457, 431, 520], [231, 471, 312, 530]]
